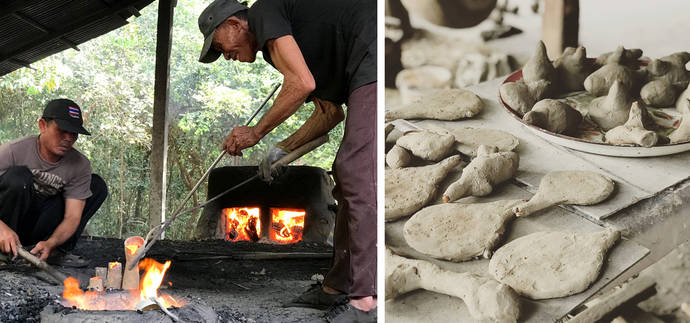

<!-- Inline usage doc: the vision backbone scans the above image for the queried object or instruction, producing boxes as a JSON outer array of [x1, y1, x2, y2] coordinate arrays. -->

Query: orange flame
[[138, 258, 171, 302], [62, 277, 106, 310], [223, 207, 261, 242], [108, 261, 119, 269], [270, 208, 305, 244], [61, 258, 184, 310]]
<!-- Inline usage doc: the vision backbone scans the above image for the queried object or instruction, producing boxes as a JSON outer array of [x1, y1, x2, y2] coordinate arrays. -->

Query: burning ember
[[125, 244, 138, 255], [223, 207, 261, 242], [61, 258, 184, 310], [270, 208, 305, 244]]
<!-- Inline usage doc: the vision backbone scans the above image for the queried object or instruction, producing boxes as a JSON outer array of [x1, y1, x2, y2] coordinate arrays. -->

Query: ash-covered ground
[[0, 237, 333, 322]]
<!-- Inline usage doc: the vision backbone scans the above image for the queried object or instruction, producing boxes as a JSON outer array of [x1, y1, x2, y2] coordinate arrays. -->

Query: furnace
[[195, 165, 337, 244]]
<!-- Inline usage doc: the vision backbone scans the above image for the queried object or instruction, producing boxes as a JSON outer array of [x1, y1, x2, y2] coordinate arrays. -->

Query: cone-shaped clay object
[[523, 99, 582, 136], [442, 145, 519, 203], [385, 155, 462, 221], [385, 88, 483, 121], [645, 52, 690, 89], [597, 46, 643, 67], [500, 80, 536, 115], [514, 171, 614, 217], [404, 200, 524, 261], [489, 230, 620, 299], [588, 80, 635, 131], [522, 41, 557, 100], [396, 129, 456, 162], [586, 46, 641, 97], [386, 249, 521, 323], [554, 46, 594, 92], [122, 236, 144, 290], [605, 102, 658, 147]]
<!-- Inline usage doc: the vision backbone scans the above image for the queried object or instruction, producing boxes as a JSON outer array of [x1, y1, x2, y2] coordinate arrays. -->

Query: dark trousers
[[0, 166, 108, 250], [324, 82, 377, 298]]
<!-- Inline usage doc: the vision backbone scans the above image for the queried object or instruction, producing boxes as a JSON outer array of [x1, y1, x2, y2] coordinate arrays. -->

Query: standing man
[[0, 99, 108, 267], [197, 0, 376, 321]]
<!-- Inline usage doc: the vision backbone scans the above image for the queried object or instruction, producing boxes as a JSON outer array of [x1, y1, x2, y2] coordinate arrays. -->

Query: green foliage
[[0, 0, 343, 240]]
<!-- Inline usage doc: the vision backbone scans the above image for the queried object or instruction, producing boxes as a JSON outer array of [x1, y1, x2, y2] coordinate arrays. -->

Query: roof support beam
[[542, 0, 579, 59], [0, 0, 142, 63], [11, 12, 80, 51], [149, 0, 176, 237]]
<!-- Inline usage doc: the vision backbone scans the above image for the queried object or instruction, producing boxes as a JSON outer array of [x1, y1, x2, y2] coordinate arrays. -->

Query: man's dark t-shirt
[[248, 0, 376, 105]]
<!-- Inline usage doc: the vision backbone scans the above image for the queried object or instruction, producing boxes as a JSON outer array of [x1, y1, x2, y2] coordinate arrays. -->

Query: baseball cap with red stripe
[[41, 98, 91, 135]]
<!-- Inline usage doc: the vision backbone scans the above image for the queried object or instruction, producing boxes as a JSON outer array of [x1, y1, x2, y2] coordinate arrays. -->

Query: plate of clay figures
[[498, 48, 690, 158]]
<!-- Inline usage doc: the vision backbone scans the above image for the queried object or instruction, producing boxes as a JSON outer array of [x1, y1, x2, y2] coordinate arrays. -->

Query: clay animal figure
[[489, 230, 620, 300], [523, 99, 583, 135], [442, 145, 519, 203], [597, 46, 643, 68], [640, 79, 677, 107], [644, 51, 690, 90], [384, 88, 484, 121], [676, 83, 690, 114], [588, 80, 635, 131], [605, 102, 658, 147], [386, 249, 521, 323], [386, 145, 413, 169], [396, 129, 456, 162], [385, 155, 462, 221], [669, 113, 690, 143], [584, 63, 639, 97], [499, 80, 536, 115], [513, 171, 615, 217], [403, 200, 524, 261], [522, 41, 557, 100], [553, 46, 594, 92]]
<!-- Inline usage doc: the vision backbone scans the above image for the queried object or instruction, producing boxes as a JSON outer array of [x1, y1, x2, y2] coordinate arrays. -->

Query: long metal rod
[[165, 82, 280, 222], [130, 83, 280, 268]]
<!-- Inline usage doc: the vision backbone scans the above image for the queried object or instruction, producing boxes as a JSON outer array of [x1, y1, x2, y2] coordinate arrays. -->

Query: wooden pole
[[542, 0, 579, 59], [149, 0, 176, 236], [16, 248, 68, 284]]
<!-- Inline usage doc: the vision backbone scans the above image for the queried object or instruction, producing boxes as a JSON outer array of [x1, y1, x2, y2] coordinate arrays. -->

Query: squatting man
[[0, 99, 108, 268]]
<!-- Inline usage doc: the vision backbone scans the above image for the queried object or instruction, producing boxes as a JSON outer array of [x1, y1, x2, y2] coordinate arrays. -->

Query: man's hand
[[0, 222, 20, 258], [259, 146, 289, 183], [223, 126, 261, 156], [30, 240, 56, 261]]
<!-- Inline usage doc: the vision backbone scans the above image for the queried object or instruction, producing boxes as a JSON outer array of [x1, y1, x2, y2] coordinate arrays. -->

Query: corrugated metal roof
[[0, 0, 156, 76]]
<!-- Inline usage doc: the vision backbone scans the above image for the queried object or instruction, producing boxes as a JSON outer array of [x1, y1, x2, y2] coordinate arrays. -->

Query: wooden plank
[[149, 0, 175, 235], [542, 0, 579, 59]]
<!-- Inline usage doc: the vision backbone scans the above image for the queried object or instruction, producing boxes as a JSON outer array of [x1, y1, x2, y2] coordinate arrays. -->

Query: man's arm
[[223, 35, 315, 155], [30, 198, 85, 260], [0, 220, 20, 257], [277, 98, 344, 152], [0, 142, 19, 256]]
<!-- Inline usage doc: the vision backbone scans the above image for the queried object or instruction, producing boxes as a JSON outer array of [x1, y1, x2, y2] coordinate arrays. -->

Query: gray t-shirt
[[0, 135, 92, 200]]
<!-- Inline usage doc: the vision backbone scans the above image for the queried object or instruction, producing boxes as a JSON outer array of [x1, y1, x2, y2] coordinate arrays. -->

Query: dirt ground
[[0, 237, 333, 322]]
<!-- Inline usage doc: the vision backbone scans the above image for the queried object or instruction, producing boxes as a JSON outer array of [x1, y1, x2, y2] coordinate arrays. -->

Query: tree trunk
[[118, 147, 125, 239]]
